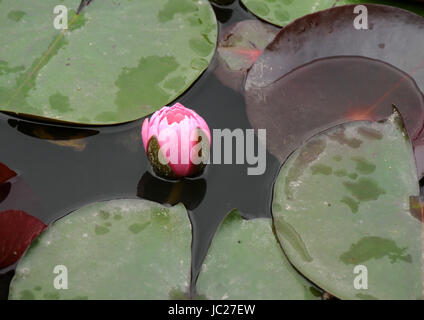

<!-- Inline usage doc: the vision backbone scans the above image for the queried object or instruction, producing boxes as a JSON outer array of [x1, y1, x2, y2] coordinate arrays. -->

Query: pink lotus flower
[[142, 103, 211, 179]]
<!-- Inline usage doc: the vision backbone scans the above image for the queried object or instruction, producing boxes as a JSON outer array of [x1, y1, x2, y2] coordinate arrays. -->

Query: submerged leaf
[[9, 199, 192, 299], [215, 20, 279, 91], [272, 112, 422, 299], [0, 0, 217, 124], [7, 119, 99, 151], [196, 210, 321, 299]]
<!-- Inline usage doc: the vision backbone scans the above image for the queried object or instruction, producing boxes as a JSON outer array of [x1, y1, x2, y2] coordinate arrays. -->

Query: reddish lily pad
[[245, 5, 424, 175], [0, 162, 45, 270], [0, 210, 46, 269], [0, 162, 16, 183]]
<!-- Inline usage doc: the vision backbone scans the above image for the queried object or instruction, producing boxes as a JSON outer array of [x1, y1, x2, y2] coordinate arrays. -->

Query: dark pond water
[[1, 0, 423, 300]]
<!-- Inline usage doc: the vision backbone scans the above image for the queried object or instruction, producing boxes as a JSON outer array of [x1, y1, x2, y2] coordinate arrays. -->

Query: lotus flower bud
[[141, 103, 211, 179]]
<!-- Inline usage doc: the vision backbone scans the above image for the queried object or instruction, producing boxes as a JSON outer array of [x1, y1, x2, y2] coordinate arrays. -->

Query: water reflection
[[8, 119, 99, 151], [137, 171, 207, 210], [0, 271, 14, 300]]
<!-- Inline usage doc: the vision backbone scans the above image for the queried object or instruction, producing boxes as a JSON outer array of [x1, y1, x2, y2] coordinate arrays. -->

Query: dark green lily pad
[[9, 199, 192, 299], [0, 0, 217, 124], [241, 0, 424, 27], [196, 210, 321, 299], [272, 112, 422, 299]]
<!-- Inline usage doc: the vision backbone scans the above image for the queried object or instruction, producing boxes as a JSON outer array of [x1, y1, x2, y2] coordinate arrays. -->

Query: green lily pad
[[196, 210, 321, 299], [0, 0, 217, 124], [337, 1, 424, 17], [272, 111, 423, 300], [241, 0, 336, 27], [241, 0, 424, 27], [9, 199, 192, 300]]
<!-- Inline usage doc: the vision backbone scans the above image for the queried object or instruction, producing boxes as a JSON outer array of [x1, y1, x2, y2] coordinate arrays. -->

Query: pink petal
[[141, 103, 211, 178], [141, 118, 150, 151]]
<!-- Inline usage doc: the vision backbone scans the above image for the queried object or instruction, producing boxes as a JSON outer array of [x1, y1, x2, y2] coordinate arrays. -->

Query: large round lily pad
[[9, 199, 192, 299], [196, 210, 321, 299], [241, 0, 424, 27], [245, 5, 424, 175], [246, 4, 424, 90], [0, 0, 217, 124], [272, 112, 422, 300]]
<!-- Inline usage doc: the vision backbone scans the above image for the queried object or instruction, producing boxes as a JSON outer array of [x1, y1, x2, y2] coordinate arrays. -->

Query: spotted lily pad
[[241, 0, 424, 27], [0, 0, 217, 124], [246, 5, 424, 176], [196, 210, 321, 299], [9, 199, 192, 299], [272, 112, 422, 299], [241, 0, 336, 27]]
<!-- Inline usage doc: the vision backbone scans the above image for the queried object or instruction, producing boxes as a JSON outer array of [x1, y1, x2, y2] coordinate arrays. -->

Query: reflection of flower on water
[[137, 171, 207, 211]]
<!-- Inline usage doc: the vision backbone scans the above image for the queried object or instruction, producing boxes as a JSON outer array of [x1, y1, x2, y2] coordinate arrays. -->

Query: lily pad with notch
[[195, 210, 321, 299], [272, 111, 422, 299]]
